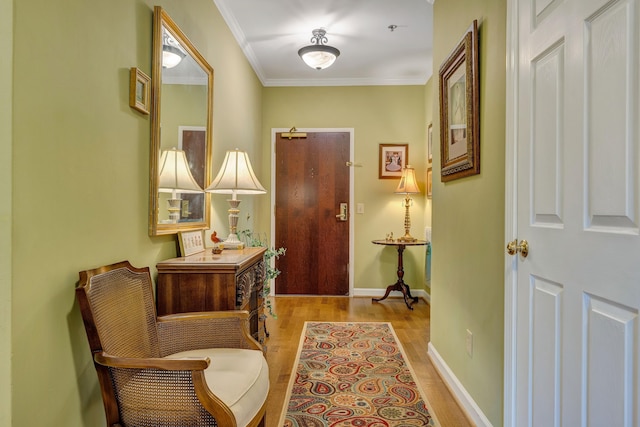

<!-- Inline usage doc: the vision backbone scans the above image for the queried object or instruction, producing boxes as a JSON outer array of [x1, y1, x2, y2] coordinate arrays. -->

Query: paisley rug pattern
[[279, 322, 438, 426]]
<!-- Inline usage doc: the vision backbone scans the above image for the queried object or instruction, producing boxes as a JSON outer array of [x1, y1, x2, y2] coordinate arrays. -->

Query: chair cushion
[[166, 348, 269, 426]]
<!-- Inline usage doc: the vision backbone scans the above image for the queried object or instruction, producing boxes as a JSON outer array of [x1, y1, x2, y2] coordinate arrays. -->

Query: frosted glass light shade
[[298, 29, 340, 70], [299, 45, 340, 70]]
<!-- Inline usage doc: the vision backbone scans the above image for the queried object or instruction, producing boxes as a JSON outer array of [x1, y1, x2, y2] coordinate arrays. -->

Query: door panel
[[275, 132, 350, 295], [512, 0, 640, 425]]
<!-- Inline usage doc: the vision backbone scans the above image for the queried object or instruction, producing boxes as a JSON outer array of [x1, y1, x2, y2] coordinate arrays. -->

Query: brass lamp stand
[[395, 165, 421, 242]]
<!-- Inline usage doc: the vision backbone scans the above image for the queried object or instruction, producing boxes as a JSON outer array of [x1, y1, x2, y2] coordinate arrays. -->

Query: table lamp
[[158, 147, 204, 223], [394, 165, 421, 242], [205, 149, 266, 249]]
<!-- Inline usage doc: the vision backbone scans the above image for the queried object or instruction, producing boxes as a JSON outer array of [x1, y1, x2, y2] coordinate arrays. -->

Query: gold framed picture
[[439, 20, 480, 182], [129, 67, 151, 115], [379, 143, 408, 179], [177, 229, 205, 256], [427, 167, 433, 198]]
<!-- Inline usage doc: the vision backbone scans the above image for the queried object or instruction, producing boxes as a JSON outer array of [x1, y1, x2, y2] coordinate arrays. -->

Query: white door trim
[[270, 128, 355, 296], [503, 0, 518, 425]]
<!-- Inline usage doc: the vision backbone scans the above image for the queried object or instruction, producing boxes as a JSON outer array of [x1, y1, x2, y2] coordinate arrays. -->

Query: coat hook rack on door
[[281, 126, 307, 139]]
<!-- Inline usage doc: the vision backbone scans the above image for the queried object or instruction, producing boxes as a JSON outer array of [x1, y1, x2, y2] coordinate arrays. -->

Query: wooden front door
[[506, 0, 640, 425], [274, 131, 350, 295]]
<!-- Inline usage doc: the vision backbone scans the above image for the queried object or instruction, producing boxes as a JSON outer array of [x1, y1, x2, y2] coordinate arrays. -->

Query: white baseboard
[[428, 342, 493, 427], [352, 287, 431, 304]]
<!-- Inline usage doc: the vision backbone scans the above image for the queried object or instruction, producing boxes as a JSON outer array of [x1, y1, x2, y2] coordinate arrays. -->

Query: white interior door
[[507, 0, 640, 426]]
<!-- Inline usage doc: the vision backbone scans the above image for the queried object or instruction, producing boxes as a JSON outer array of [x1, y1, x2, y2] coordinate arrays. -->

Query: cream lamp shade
[[158, 148, 203, 223], [158, 148, 203, 194], [205, 149, 266, 249], [395, 165, 421, 195]]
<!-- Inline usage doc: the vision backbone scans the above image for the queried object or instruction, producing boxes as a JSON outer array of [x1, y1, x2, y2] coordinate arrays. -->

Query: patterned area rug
[[279, 322, 439, 426]]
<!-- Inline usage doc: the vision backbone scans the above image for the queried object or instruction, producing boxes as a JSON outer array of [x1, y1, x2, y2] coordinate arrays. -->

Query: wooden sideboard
[[156, 246, 267, 346]]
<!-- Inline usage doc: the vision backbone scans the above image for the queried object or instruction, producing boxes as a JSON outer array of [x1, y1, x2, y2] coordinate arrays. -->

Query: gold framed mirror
[[149, 6, 213, 236]]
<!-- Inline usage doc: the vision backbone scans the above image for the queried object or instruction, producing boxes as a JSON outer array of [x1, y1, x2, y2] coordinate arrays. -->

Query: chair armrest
[[156, 310, 263, 356], [94, 351, 209, 371], [94, 351, 237, 426]]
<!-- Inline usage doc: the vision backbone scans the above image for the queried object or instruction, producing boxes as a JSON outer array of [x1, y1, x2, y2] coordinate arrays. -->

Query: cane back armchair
[[76, 260, 268, 427]]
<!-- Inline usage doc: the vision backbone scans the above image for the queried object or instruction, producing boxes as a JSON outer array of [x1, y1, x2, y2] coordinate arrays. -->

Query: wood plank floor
[[262, 296, 473, 427]]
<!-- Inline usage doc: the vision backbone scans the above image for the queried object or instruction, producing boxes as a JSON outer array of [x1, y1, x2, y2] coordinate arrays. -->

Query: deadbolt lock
[[507, 239, 529, 258]]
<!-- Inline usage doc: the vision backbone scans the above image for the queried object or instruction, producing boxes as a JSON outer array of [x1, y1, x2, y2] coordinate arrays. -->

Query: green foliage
[[238, 229, 286, 318]]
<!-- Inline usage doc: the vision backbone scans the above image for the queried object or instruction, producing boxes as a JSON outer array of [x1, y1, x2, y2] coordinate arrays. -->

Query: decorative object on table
[[439, 19, 480, 182], [206, 149, 266, 249], [158, 147, 204, 223], [238, 229, 286, 318], [129, 67, 150, 115], [386, 232, 394, 242], [298, 28, 340, 70], [210, 231, 223, 253], [395, 165, 421, 242], [279, 322, 438, 426], [177, 229, 205, 256], [379, 143, 408, 179]]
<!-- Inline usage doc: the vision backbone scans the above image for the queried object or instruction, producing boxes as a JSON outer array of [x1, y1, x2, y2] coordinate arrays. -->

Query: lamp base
[[220, 233, 245, 250], [220, 198, 245, 249], [166, 199, 181, 223], [398, 196, 417, 243]]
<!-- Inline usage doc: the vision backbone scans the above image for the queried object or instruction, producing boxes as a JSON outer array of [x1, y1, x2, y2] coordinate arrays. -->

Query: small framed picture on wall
[[129, 67, 151, 115], [379, 143, 408, 179]]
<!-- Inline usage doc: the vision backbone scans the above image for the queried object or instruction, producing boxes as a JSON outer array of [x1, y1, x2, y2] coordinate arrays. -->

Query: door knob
[[335, 203, 348, 221], [506, 239, 528, 258]]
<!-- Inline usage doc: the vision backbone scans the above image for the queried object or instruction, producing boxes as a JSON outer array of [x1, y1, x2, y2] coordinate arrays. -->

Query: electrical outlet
[[466, 329, 473, 357]]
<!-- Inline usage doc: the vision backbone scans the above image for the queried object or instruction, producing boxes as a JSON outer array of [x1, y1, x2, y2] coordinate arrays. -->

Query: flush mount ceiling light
[[162, 31, 186, 69], [298, 28, 340, 70]]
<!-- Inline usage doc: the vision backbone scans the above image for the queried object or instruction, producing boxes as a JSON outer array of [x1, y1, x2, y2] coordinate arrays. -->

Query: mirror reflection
[[149, 6, 213, 236]]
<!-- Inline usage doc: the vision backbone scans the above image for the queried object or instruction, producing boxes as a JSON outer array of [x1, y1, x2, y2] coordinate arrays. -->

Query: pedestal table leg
[[372, 244, 419, 310]]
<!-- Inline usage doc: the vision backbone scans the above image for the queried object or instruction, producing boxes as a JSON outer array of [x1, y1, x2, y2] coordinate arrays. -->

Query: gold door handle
[[507, 239, 528, 258]]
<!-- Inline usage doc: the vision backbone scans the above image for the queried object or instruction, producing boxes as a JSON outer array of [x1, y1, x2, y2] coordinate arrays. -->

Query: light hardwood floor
[[262, 296, 473, 427]]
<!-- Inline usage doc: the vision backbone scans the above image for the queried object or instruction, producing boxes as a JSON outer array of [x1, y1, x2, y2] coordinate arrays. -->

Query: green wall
[[431, 0, 507, 425], [261, 86, 429, 294], [1, 0, 13, 423], [10, 0, 263, 425]]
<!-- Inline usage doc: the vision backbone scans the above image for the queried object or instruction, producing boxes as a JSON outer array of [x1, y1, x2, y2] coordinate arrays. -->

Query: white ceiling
[[213, 0, 434, 87]]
